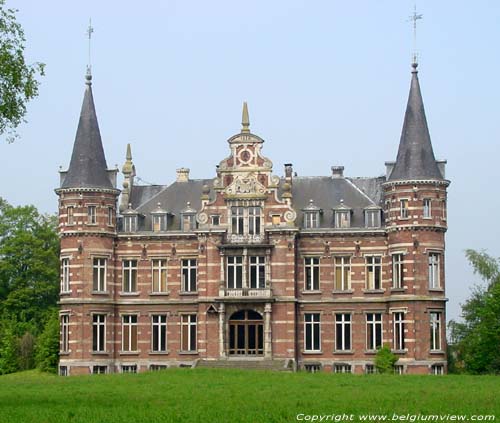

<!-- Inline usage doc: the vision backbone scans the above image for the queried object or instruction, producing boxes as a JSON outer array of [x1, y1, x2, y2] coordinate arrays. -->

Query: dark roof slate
[[389, 65, 443, 181]]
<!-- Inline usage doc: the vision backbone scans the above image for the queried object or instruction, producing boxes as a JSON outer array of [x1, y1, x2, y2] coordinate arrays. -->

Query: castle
[[56, 62, 449, 375]]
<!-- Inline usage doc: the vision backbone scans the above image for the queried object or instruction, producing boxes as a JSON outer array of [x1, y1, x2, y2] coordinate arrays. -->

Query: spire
[[388, 64, 443, 181], [61, 72, 113, 189], [241, 101, 250, 133], [122, 143, 135, 175]]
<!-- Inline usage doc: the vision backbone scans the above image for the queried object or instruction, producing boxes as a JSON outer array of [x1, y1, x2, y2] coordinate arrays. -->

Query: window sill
[[422, 217, 433, 220], [429, 288, 444, 292], [179, 291, 198, 296], [391, 349, 408, 355], [149, 291, 170, 296], [302, 350, 323, 355], [398, 217, 410, 221], [363, 289, 385, 294], [390, 288, 406, 293], [149, 351, 170, 355], [119, 292, 140, 296], [430, 350, 445, 355], [119, 351, 140, 355], [60, 291, 72, 296], [301, 290, 322, 295], [332, 289, 353, 294], [59, 351, 71, 356], [178, 351, 199, 355], [91, 351, 109, 355], [333, 350, 354, 355], [92, 291, 110, 295], [364, 350, 378, 355], [86, 223, 98, 226]]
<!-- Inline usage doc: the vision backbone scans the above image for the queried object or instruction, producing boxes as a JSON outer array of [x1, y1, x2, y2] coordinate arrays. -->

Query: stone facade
[[57, 67, 449, 376]]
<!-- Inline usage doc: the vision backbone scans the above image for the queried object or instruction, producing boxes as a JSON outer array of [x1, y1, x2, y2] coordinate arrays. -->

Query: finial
[[85, 18, 94, 84], [408, 4, 423, 67], [241, 101, 250, 133], [126, 143, 132, 160]]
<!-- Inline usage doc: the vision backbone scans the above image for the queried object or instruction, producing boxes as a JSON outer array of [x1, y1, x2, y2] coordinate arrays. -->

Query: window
[[305, 257, 320, 291], [334, 364, 352, 373], [366, 256, 382, 290], [304, 211, 319, 229], [88, 205, 97, 224], [366, 313, 383, 350], [423, 199, 432, 218], [150, 364, 168, 371], [152, 214, 167, 232], [152, 259, 167, 293], [393, 312, 405, 350], [122, 315, 138, 352], [59, 366, 68, 376], [61, 258, 70, 292], [365, 364, 377, 374], [182, 214, 196, 232], [334, 257, 351, 291], [93, 258, 107, 292], [92, 314, 106, 352], [304, 313, 321, 352], [272, 215, 280, 226], [431, 364, 444, 375], [181, 259, 197, 292], [400, 199, 409, 218], [392, 254, 404, 289], [211, 215, 220, 226], [428, 253, 440, 289], [335, 211, 350, 228], [365, 210, 381, 228], [181, 315, 197, 352], [152, 315, 167, 352], [227, 256, 243, 289], [430, 312, 442, 351], [248, 207, 261, 235], [92, 365, 107, 374], [122, 365, 137, 374], [394, 365, 404, 375], [249, 256, 266, 289], [61, 315, 69, 353], [335, 314, 351, 351], [231, 207, 244, 235], [108, 207, 114, 226], [67, 206, 74, 225], [123, 215, 137, 232], [122, 260, 138, 293], [442, 200, 447, 219], [304, 363, 321, 373]]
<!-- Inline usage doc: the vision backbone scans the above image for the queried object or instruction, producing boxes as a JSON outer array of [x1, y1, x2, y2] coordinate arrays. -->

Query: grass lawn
[[0, 369, 499, 423]]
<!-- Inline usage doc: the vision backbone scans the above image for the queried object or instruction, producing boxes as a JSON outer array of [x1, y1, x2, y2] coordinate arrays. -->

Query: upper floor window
[[430, 312, 442, 351], [428, 253, 440, 289], [61, 258, 70, 293], [151, 203, 168, 232], [152, 259, 167, 293], [304, 313, 321, 352], [211, 215, 220, 226], [303, 199, 320, 229], [366, 256, 382, 290], [366, 313, 383, 350], [393, 312, 405, 351], [230, 206, 262, 235], [107, 207, 114, 226], [181, 202, 197, 232], [423, 199, 432, 218], [304, 257, 320, 291], [61, 314, 69, 353], [227, 256, 243, 289], [400, 199, 409, 219], [122, 259, 138, 293], [365, 209, 381, 228], [93, 258, 107, 292], [88, 205, 97, 225], [182, 259, 197, 292], [392, 254, 404, 289], [67, 206, 74, 225], [334, 256, 351, 291], [123, 215, 137, 232], [335, 211, 350, 228], [249, 256, 266, 289], [248, 207, 261, 235]]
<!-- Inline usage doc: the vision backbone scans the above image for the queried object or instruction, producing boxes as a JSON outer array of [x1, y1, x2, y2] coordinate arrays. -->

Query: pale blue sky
[[1, 0, 499, 321]]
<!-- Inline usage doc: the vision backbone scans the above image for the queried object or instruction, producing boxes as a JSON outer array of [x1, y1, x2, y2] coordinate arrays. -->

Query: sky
[[0, 0, 499, 321]]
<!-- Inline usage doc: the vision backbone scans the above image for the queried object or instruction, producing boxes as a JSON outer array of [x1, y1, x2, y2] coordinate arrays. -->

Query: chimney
[[385, 161, 395, 179], [331, 166, 344, 178], [436, 160, 447, 179], [284, 163, 293, 178], [176, 168, 190, 182]]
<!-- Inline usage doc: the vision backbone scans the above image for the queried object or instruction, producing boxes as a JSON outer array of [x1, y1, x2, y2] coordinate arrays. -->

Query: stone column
[[219, 303, 226, 358], [264, 303, 272, 358]]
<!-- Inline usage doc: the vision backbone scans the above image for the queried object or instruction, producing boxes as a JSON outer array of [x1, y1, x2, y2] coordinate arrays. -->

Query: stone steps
[[196, 358, 294, 372]]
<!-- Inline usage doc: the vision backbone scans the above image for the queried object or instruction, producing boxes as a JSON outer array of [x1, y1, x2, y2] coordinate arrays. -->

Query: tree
[[448, 250, 500, 374], [0, 0, 44, 143], [35, 308, 59, 373], [0, 316, 19, 374], [374, 344, 398, 374]]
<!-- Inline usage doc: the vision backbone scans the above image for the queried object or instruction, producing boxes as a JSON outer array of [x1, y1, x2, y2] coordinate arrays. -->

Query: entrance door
[[228, 310, 264, 356]]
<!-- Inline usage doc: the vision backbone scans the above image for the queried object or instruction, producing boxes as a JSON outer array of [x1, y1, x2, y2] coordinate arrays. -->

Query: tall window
[[304, 211, 319, 229], [334, 257, 350, 291], [122, 260, 138, 293], [61, 314, 69, 353], [152, 214, 167, 232], [400, 199, 409, 218], [335, 211, 350, 228], [304, 313, 321, 352], [92, 314, 106, 352], [423, 199, 432, 218], [429, 253, 440, 289], [430, 312, 442, 351], [365, 209, 381, 228], [122, 315, 138, 352], [249, 256, 266, 289], [393, 312, 405, 350], [67, 206, 74, 225], [88, 205, 97, 224], [305, 257, 320, 291], [182, 214, 196, 232], [93, 258, 107, 292], [182, 259, 197, 292], [335, 314, 351, 351], [366, 256, 382, 290], [248, 207, 261, 235], [123, 215, 137, 232], [366, 313, 383, 350], [61, 258, 70, 292], [227, 256, 243, 289], [152, 315, 167, 352], [392, 254, 404, 289], [231, 206, 244, 235], [152, 259, 167, 293], [181, 315, 197, 352], [108, 207, 114, 226]]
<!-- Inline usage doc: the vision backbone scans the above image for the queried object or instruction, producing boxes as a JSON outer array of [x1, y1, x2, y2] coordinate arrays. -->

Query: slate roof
[[389, 64, 443, 181], [61, 74, 114, 190]]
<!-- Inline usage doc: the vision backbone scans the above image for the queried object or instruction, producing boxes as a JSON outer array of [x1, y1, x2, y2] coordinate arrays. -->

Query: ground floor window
[[228, 310, 263, 356], [181, 315, 197, 352], [122, 365, 137, 374], [59, 366, 68, 376], [431, 364, 444, 375], [366, 313, 383, 350], [304, 313, 321, 352], [150, 364, 168, 371], [304, 363, 321, 373], [92, 365, 107, 374], [334, 364, 352, 374], [394, 365, 404, 375], [365, 364, 377, 374]]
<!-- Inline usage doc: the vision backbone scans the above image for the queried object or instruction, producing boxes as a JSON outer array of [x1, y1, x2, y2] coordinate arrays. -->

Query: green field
[[0, 369, 499, 423]]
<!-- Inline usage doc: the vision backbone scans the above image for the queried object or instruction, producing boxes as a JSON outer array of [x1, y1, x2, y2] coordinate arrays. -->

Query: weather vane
[[86, 18, 94, 73], [408, 5, 423, 65]]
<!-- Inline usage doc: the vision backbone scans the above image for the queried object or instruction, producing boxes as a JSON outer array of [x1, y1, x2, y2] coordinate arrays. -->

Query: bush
[[374, 344, 398, 374], [35, 309, 59, 373]]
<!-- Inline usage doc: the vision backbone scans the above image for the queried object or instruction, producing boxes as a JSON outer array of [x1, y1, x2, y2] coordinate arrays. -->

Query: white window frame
[[67, 206, 74, 225], [121, 365, 137, 374], [304, 313, 321, 352], [181, 259, 197, 292], [92, 365, 107, 374], [304, 211, 319, 229], [392, 254, 404, 289], [227, 256, 243, 289], [366, 256, 382, 290], [93, 257, 107, 292], [334, 364, 352, 374], [393, 312, 405, 351], [335, 313, 351, 351], [151, 259, 167, 293], [399, 199, 409, 219], [430, 312, 442, 351], [431, 364, 444, 375], [122, 259, 138, 293], [423, 198, 432, 218], [335, 211, 350, 228], [365, 210, 380, 228], [92, 314, 106, 352], [249, 256, 266, 289], [122, 314, 138, 352], [61, 314, 69, 353], [366, 313, 383, 351], [123, 215, 137, 232], [152, 214, 167, 232], [151, 315, 168, 352], [428, 253, 440, 289], [61, 258, 70, 293], [107, 207, 114, 226], [304, 257, 320, 291], [181, 314, 197, 352], [231, 206, 245, 235], [87, 205, 97, 225], [248, 206, 262, 235], [334, 256, 351, 291]]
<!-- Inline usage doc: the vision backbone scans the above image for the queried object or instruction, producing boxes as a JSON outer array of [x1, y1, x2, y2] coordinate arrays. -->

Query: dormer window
[[303, 199, 320, 229], [364, 207, 381, 228], [122, 203, 139, 232], [151, 203, 168, 232], [333, 200, 351, 229], [181, 202, 197, 232]]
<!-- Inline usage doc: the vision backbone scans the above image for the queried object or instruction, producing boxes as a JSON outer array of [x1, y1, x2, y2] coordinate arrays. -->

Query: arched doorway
[[228, 310, 264, 356]]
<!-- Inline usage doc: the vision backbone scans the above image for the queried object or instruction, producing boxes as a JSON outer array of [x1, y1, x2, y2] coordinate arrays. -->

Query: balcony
[[225, 233, 266, 245], [219, 288, 272, 298]]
